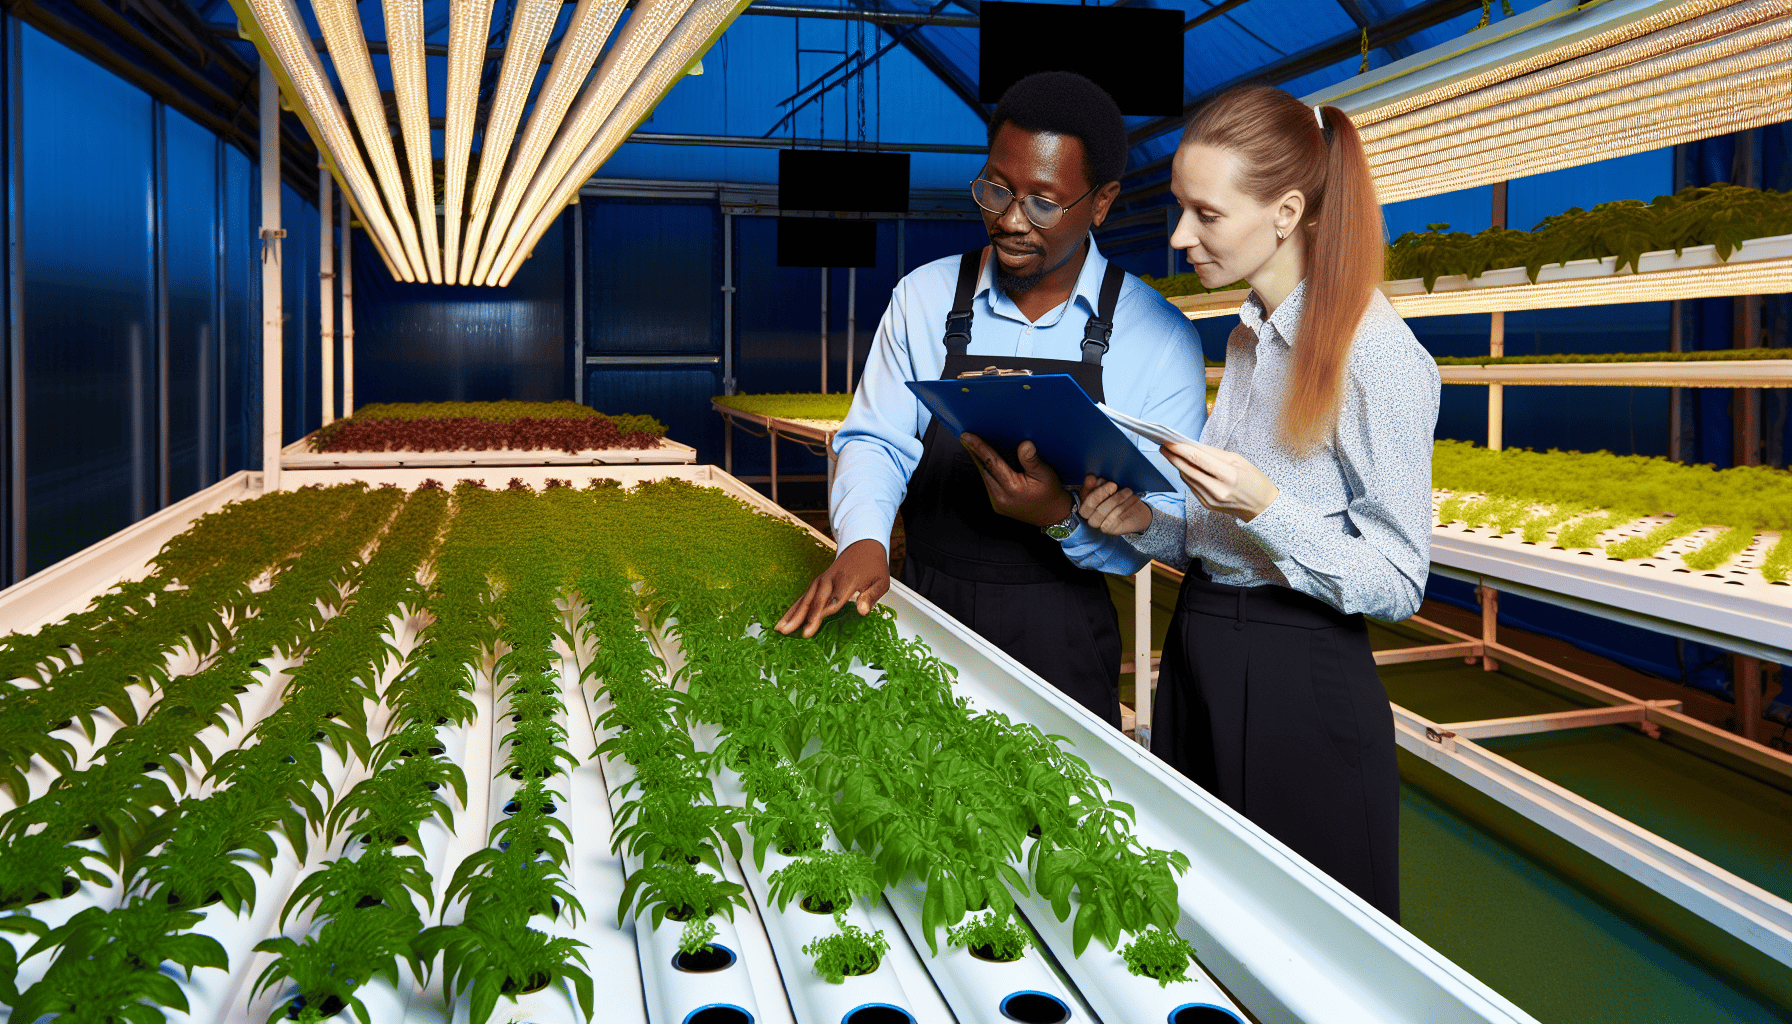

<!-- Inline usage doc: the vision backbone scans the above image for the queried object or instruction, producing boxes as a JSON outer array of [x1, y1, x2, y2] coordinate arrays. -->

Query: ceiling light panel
[[383, 0, 443, 283], [441, 0, 497, 284], [1303, 0, 1792, 205], [311, 0, 427, 279], [469, 0, 629, 284], [231, 0, 415, 281], [456, 0, 563, 285], [480, 0, 701, 282]]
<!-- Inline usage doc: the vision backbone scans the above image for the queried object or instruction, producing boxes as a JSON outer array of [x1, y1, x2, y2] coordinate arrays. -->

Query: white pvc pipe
[[260, 62, 283, 491], [881, 875, 1073, 1024], [738, 841, 919, 1024], [1007, 842, 1245, 1024]]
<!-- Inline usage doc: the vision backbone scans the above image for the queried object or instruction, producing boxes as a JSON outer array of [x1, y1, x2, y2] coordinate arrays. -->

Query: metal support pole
[[723, 414, 734, 473], [1134, 565, 1153, 748], [769, 427, 780, 505], [340, 186, 354, 416], [318, 162, 334, 426], [1477, 585, 1499, 673], [1488, 181, 1506, 453], [259, 62, 282, 492], [1669, 299, 1683, 461], [4, 16, 20, 581], [722, 212, 736, 395], [573, 203, 584, 405], [1737, 294, 1762, 466], [1166, 205, 1178, 278], [846, 267, 857, 394], [820, 267, 829, 394], [896, 218, 905, 277], [1735, 654, 1762, 742]]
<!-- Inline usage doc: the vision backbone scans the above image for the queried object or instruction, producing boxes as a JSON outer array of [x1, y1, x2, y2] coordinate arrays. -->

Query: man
[[774, 72, 1207, 727]]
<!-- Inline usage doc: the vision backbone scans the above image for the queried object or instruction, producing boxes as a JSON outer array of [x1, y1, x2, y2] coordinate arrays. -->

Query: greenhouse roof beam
[[1127, 0, 1483, 147], [883, 21, 989, 123], [628, 131, 986, 153], [742, 4, 978, 27]]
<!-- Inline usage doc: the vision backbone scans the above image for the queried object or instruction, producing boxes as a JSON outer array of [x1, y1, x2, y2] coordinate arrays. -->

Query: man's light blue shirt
[[831, 238, 1208, 576]]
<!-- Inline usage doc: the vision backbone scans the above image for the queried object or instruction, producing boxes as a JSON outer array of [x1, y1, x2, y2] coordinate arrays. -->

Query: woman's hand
[[1078, 475, 1152, 536], [1162, 442, 1279, 521]]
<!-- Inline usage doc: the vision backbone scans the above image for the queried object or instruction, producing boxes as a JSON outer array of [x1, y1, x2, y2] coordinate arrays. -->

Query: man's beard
[[995, 262, 1047, 296], [992, 237, 1083, 298]]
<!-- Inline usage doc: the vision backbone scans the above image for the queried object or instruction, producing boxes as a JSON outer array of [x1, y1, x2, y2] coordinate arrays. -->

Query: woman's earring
[[1276, 228, 1285, 241]]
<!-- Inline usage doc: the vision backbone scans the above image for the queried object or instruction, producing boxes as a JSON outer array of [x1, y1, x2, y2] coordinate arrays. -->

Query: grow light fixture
[[311, 0, 428, 279], [494, 0, 753, 286], [1306, 0, 1792, 204], [232, 0, 416, 282], [232, 0, 748, 286], [478, 0, 704, 285], [384, 0, 443, 283], [441, 0, 496, 284], [456, 0, 564, 285]]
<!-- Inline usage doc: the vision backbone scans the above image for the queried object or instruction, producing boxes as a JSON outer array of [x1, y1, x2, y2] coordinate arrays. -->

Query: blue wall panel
[[21, 25, 157, 573], [165, 108, 221, 500], [584, 199, 718, 354], [223, 143, 256, 476], [352, 216, 567, 404], [282, 183, 319, 443]]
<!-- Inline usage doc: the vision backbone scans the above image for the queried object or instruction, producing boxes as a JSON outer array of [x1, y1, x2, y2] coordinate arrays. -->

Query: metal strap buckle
[[955, 366, 1034, 379]]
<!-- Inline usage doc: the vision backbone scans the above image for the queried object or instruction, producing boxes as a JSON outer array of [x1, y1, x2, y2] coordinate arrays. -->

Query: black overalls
[[898, 249, 1128, 728]]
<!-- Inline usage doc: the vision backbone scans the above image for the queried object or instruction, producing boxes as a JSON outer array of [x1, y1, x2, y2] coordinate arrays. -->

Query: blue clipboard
[[907, 373, 1175, 494]]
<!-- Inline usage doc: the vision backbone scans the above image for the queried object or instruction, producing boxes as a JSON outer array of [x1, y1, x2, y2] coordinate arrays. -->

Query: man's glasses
[[970, 178, 1096, 230]]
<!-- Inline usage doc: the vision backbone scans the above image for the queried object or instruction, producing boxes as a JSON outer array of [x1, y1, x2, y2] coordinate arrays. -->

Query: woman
[[1078, 85, 1438, 921]]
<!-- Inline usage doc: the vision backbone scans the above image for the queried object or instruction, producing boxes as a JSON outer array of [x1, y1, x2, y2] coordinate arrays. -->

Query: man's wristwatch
[[1042, 491, 1081, 540]]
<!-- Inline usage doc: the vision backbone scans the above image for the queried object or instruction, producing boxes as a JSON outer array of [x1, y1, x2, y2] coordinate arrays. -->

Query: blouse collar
[[1239, 278, 1309, 347]]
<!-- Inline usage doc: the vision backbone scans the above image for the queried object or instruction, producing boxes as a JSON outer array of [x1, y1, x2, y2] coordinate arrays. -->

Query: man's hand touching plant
[[775, 539, 890, 639]]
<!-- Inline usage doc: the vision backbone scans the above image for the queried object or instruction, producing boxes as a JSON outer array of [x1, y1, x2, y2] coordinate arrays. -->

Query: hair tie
[[1314, 105, 1325, 126]]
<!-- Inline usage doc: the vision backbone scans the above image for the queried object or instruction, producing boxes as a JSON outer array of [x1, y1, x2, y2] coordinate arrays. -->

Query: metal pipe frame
[[258, 61, 281, 492]]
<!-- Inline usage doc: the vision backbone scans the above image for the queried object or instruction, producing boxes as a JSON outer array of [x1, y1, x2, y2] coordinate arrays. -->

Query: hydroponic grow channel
[[0, 464, 1539, 1024]]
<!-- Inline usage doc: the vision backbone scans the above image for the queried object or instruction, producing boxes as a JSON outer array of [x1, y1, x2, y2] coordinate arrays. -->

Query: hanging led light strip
[[456, 0, 564, 285], [1375, 59, 1792, 203], [441, 0, 496, 285], [1171, 242, 1792, 321], [1366, 17, 1792, 166], [383, 0, 443, 283], [468, 0, 629, 285], [477, 0, 699, 286], [493, 0, 749, 286], [1353, 2, 1789, 142], [311, 0, 427, 280], [231, 0, 414, 281], [1338, 0, 1769, 132]]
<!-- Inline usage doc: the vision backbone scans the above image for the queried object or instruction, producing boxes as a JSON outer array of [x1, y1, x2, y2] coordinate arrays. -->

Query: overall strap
[[942, 249, 981, 357], [1080, 261, 1127, 365]]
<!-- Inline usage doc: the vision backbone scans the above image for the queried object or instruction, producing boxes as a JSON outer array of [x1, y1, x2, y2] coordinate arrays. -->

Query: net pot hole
[[1171, 1005, 1244, 1024], [673, 943, 737, 973], [843, 1003, 915, 1024], [1001, 991, 1071, 1024], [683, 1005, 753, 1024]]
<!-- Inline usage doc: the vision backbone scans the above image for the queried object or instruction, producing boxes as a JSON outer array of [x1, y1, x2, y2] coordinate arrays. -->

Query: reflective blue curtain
[[352, 217, 566, 404], [21, 24, 157, 573], [165, 108, 221, 500], [12, 20, 301, 575]]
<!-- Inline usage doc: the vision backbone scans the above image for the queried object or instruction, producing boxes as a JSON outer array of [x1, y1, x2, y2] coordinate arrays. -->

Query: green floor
[[1106, 571, 1792, 1022]]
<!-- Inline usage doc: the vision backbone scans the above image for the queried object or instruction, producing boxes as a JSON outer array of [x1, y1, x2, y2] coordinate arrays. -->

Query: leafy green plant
[[11, 902, 226, 1024], [802, 917, 890, 983], [947, 910, 1030, 961], [254, 904, 422, 1024], [767, 849, 879, 913], [1120, 926, 1199, 987], [415, 914, 595, 1024], [711, 392, 854, 422]]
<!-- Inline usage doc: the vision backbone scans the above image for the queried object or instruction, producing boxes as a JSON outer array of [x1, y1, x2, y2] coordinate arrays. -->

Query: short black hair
[[988, 72, 1129, 189]]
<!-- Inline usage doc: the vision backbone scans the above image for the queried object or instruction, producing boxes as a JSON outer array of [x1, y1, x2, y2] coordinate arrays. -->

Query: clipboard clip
[[955, 366, 1034, 379]]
